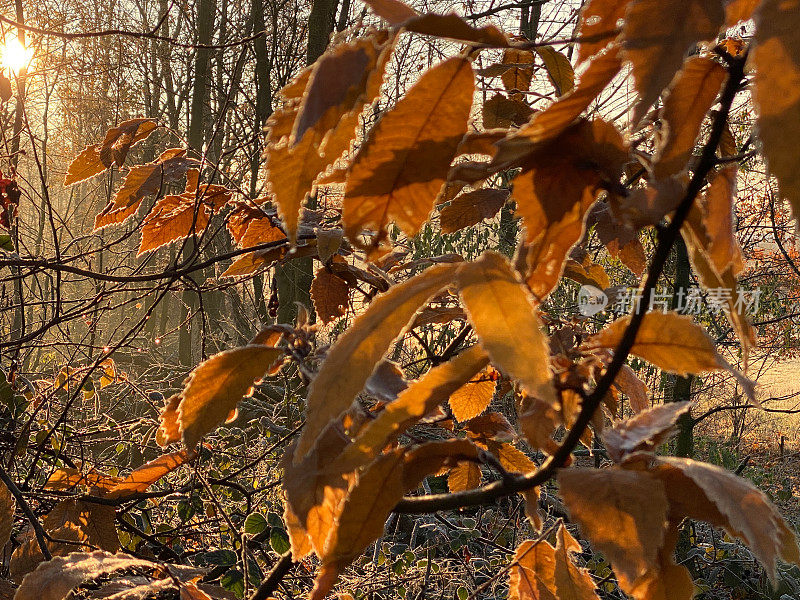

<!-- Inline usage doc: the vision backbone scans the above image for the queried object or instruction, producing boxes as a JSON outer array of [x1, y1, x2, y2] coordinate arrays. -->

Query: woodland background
[[0, 0, 798, 599]]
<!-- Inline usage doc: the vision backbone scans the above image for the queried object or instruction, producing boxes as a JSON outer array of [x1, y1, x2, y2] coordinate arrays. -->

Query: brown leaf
[[558, 468, 668, 590], [43, 499, 119, 552], [602, 401, 691, 463], [403, 13, 510, 47], [501, 49, 535, 94], [511, 119, 628, 299], [311, 267, 350, 324], [0, 480, 14, 550], [487, 440, 537, 474], [107, 450, 192, 499], [157, 394, 181, 447], [448, 461, 482, 492], [411, 305, 466, 328], [534, 47, 575, 96], [653, 56, 727, 178], [457, 251, 556, 404], [332, 344, 489, 474], [312, 440, 480, 600], [753, 0, 800, 226], [509, 538, 558, 600], [360, 0, 417, 24], [94, 149, 198, 230], [497, 46, 621, 156], [653, 457, 800, 580], [519, 394, 561, 456], [177, 345, 284, 448], [440, 188, 509, 234], [576, 0, 629, 64], [613, 364, 649, 413], [621, 0, 725, 123], [295, 263, 459, 461], [553, 525, 600, 600], [725, 0, 759, 24], [293, 33, 395, 145], [483, 93, 534, 128], [267, 33, 395, 243], [584, 312, 732, 376], [343, 56, 474, 249], [43, 469, 119, 494], [465, 412, 516, 443], [65, 118, 158, 185], [13, 551, 157, 600], [10, 524, 89, 582], [449, 368, 497, 421]]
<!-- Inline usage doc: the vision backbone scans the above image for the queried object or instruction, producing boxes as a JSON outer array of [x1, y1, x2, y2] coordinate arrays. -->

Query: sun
[[1, 38, 33, 74]]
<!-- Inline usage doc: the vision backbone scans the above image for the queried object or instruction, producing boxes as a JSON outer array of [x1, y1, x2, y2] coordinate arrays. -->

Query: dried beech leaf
[[534, 47, 575, 96], [441, 188, 509, 234], [585, 312, 731, 376], [449, 368, 497, 421], [653, 457, 800, 580], [360, 0, 417, 24], [559, 468, 668, 590], [457, 251, 556, 404], [343, 56, 474, 248], [14, 551, 157, 600], [654, 56, 727, 178], [0, 480, 14, 550], [509, 537, 557, 600], [553, 525, 601, 600], [311, 268, 350, 324], [107, 450, 192, 499], [10, 524, 89, 582], [403, 13, 510, 47], [178, 345, 284, 448], [613, 364, 649, 413], [621, 0, 725, 123], [448, 461, 482, 492], [576, 0, 629, 64], [501, 49, 535, 93], [296, 263, 459, 460], [332, 344, 489, 473], [753, 0, 800, 225], [483, 93, 534, 128], [603, 401, 691, 463]]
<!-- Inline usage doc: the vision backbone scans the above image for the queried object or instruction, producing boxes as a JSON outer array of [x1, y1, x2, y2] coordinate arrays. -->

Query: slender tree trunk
[[668, 236, 694, 457], [179, 0, 215, 365], [274, 0, 338, 324]]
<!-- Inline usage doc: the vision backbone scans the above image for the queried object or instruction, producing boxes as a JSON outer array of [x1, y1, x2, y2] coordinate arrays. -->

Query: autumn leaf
[[496, 46, 622, 155], [486, 440, 537, 474], [332, 344, 489, 474], [511, 119, 628, 299], [311, 267, 350, 324], [483, 93, 534, 128], [403, 13, 510, 46], [312, 440, 480, 600], [500, 49, 535, 94], [107, 449, 192, 499], [558, 468, 668, 590], [43, 468, 120, 493], [576, 0, 629, 64], [342, 56, 474, 250], [295, 263, 459, 461], [612, 364, 649, 413], [653, 457, 800, 580], [43, 498, 119, 553], [177, 345, 284, 448], [456, 251, 556, 404], [10, 524, 89, 582], [440, 188, 509, 234], [753, 0, 800, 225], [360, 0, 417, 24], [509, 538, 558, 600], [448, 461, 482, 492], [94, 149, 199, 230], [267, 32, 395, 242], [0, 480, 14, 550], [602, 402, 692, 463], [65, 118, 158, 185], [534, 47, 575, 96], [553, 525, 601, 600], [584, 312, 732, 376], [449, 367, 497, 421], [653, 55, 727, 178], [621, 0, 725, 123], [14, 551, 158, 600], [157, 394, 181, 447]]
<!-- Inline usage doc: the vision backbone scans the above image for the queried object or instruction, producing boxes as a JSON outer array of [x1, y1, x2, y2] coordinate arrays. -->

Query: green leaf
[[270, 528, 291, 554], [244, 512, 269, 535]]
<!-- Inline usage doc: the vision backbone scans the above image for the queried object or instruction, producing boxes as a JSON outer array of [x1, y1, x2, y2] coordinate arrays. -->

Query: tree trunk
[[274, 0, 338, 324], [668, 236, 694, 457], [179, 0, 215, 365]]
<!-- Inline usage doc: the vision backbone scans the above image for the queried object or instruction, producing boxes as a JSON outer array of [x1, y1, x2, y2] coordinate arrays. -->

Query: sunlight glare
[[2, 38, 33, 74]]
